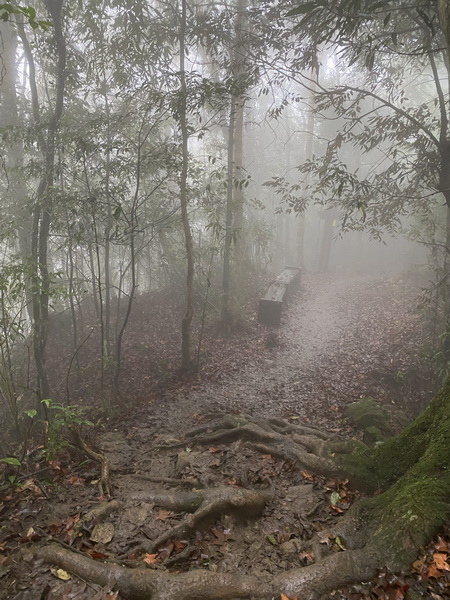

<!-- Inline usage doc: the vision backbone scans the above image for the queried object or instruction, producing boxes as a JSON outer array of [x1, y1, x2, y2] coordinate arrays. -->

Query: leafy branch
[[0, 3, 52, 30]]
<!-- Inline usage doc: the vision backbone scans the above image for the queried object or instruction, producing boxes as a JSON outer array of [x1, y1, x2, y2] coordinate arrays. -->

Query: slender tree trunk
[[88, 244, 100, 320], [19, 0, 66, 404], [102, 67, 113, 358], [222, 98, 236, 328], [0, 23, 32, 314], [114, 130, 143, 391], [233, 97, 245, 265], [179, 0, 194, 370], [297, 71, 316, 267]]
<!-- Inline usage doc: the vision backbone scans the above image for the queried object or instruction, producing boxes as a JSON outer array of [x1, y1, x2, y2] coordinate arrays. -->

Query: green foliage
[[0, 262, 30, 431], [0, 3, 52, 29], [0, 457, 21, 490], [41, 399, 93, 461], [0, 456, 21, 465]]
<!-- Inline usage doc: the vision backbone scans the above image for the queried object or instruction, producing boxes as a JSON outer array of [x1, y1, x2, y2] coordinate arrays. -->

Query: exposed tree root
[[182, 413, 348, 480], [134, 475, 204, 489], [82, 500, 123, 525], [35, 543, 271, 600], [71, 427, 112, 497], [35, 398, 450, 600], [35, 538, 385, 600], [130, 486, 270, 553]]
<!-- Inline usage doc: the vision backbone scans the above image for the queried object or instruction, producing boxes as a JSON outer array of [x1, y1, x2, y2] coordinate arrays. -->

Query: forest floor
[[1, 271, 449, 600]]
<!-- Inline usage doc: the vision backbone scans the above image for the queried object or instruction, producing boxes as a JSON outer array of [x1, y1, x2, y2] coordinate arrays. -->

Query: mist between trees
[[0, 0, 448, 416], [0, 1, 450, 598]]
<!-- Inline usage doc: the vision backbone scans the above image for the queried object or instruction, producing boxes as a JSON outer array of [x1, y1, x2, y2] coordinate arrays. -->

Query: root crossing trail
[[148, 272, 429, 435]]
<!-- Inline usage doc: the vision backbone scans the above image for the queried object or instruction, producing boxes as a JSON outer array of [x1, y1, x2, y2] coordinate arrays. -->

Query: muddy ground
[[0, 272, 444, 600]]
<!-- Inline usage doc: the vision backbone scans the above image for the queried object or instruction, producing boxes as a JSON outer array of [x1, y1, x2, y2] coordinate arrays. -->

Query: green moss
[[346, 398, 389, 432], [363, 426, 387, 446], [336, 378, 450, 493], [336, 444, 379, 492], [332, 379, 450, 569], [370, 379, 450, 487], [369, 474, 450, 567]]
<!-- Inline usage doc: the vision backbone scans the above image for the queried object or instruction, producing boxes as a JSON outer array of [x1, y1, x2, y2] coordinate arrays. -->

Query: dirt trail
[[0, 271, 434, 600], [144, 272, 427, 435]]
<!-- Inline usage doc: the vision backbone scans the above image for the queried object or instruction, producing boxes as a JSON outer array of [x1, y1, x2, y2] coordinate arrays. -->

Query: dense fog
[[0, 0, 448, 406]]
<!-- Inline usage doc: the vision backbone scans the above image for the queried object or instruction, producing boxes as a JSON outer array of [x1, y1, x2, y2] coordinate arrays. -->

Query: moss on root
[[339, 378, 450, 493], [337, 378, 450, 568]]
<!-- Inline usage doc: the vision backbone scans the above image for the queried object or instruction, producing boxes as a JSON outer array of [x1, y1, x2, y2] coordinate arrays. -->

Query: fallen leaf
[[157, 509, 173, 521], [318, 531, 332, 545], [335, 536, 346, 551], [143, 553, 158, 564], [412, 558, 425, 573], [432, 553, 450, 571], [298, 551, 315, 564], [211, 528, 225, 542], [435, 537, 450, 552], [67, 476, 85, 486], [330, 491, 340, 506], [50, 567, 71, 581], [173, 540, 187, 552], [426, 564, 443, 579], [87, 550, 109, 559], [20, 480, 43, 496], [330, 504, 344, 514]]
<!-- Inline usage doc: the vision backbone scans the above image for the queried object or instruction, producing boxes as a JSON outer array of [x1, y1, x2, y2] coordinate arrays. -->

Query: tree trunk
[[221, 0, 248, 328], [19, 0, 66, 404], [179, 0, 194, 371], [297, 86, 315, 267], [221, 98, 236, 328], [340, 377, 450, 569], [0, 22, 33, 315], [233, 96, 245, 275]]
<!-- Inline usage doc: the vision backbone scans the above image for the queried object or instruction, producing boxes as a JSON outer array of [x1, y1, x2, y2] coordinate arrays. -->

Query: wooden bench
[[258, 266, 301, 326]]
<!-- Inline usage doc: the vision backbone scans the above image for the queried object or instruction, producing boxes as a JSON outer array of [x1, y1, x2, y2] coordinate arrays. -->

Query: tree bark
[[179, 0, 194, 371], [20, 0, 67, 404], [221, 97, 236, 328]]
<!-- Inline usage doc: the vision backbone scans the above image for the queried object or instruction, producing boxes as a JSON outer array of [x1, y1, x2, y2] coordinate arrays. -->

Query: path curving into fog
[[147, 272, 427, 434]]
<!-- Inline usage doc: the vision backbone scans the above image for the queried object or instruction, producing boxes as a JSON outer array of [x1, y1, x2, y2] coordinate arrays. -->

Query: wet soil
[[148, 272, 432, 433], [0, 272, 439, 600]]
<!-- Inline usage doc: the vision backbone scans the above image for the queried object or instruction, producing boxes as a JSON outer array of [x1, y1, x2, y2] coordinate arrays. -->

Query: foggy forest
[[0, 0, 450, 599]]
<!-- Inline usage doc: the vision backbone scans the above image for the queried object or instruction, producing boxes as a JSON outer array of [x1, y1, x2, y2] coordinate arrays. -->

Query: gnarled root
[[35, 543, 271, 600], [181, 413, 349, 480], [35, 538, 384, 600], [82, 499, 124, 526], [130, 486, 270, 553], [71, 427, 112, 497]]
